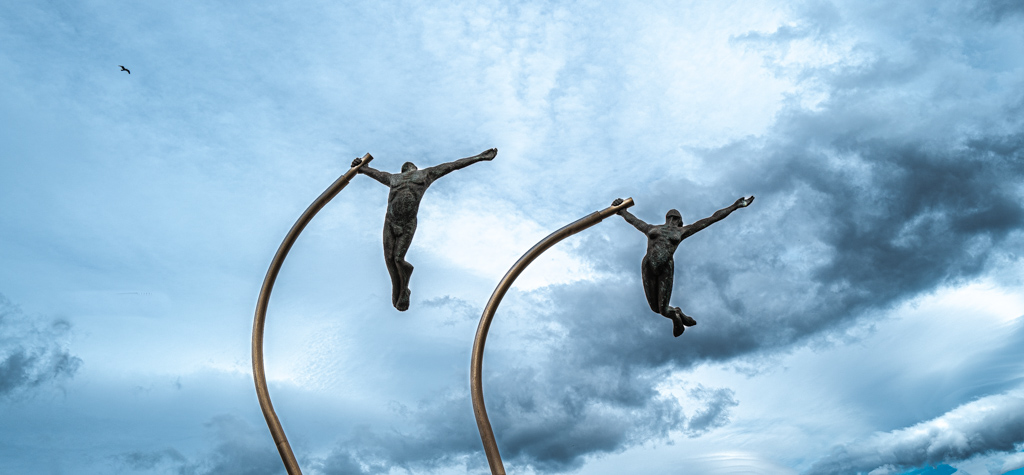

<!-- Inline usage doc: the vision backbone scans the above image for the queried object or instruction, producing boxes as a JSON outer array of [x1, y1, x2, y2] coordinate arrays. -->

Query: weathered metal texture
[[614, 195, 754, 337], [353, 148, 497, 311], [252, 153, 373, 475], [469, 198, 635, 475]]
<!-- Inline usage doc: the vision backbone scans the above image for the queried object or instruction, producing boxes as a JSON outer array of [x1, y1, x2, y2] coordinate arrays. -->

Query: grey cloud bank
[[1, 0, 1024, 474], [321, 1, 1024, 471]]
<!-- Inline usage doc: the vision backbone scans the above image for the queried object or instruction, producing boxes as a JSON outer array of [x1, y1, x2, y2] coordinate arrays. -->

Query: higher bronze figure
[[612, 195, 754, 337], [352, 148, 498, 311]]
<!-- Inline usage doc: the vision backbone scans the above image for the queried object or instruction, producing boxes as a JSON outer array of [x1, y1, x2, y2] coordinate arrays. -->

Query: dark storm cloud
[[314, 379, 737, 473], [683, 385, 739, 438], [319, 2, 1024, 472], [0, 293, 80, 396]]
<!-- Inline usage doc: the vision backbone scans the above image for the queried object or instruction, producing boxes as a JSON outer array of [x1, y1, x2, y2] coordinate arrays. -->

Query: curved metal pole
[[252, 153, 373, 475], [470, 197, 635, 475]]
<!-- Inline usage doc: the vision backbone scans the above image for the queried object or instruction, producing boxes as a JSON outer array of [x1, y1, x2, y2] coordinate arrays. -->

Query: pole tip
[[599, 197, 634, 219]]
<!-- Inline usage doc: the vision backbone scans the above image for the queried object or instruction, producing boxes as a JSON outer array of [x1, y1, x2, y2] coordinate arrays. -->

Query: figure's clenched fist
[[479, 148, 498, 160]]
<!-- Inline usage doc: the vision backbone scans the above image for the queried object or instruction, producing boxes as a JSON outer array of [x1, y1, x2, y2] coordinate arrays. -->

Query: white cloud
[[806, 388, 1024, 474], [417, 196, 603, 290], [3, 0, 1024, 473]]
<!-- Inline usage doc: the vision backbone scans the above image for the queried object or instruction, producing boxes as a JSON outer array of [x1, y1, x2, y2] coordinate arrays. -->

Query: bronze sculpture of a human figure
[[612, 196, 754, 337], [352, 148, 498, 311]]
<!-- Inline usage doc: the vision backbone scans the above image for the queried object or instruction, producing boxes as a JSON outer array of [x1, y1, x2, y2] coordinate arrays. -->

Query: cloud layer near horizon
[[806, 388, 1024, 475]]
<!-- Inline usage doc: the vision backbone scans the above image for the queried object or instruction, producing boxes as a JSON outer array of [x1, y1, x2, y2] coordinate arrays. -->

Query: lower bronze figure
[[612, 196, 754, 337], [352, 148, 497, 311]]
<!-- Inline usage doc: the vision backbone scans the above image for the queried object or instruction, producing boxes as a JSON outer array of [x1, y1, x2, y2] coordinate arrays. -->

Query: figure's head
[[666, 209, 683, 226], [402, 162, 418, 173]]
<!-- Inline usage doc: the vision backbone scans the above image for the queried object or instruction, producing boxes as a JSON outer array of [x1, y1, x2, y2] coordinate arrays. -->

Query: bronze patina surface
[[612, 196, 754, 336], [352, 148, 497, 311]]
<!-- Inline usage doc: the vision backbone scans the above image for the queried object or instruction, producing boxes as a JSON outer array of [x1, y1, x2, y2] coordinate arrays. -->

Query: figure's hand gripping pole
[[252, 153, 372, 475], [470, 197, 634, 475]]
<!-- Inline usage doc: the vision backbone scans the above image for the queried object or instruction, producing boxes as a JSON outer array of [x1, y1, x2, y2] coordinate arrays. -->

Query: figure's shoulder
[[411, 169, 431, 182]]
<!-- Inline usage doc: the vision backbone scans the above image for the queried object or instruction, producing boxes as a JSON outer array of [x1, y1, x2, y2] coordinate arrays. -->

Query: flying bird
[[119, 65, 130, 74]]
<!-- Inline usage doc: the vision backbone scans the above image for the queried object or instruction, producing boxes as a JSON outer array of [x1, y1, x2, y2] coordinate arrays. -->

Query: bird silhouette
[[119, 65, 130, 74]]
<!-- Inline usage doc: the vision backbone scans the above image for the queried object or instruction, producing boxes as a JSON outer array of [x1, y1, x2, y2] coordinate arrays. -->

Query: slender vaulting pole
[[252, 154, 373, 475], [470, 198, 635, 475]]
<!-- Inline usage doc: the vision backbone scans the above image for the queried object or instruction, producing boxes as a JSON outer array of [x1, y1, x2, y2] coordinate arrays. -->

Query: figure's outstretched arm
[[351, 156, 392, 186], [612, 198, 652, 234], [426, 148, 497, 181], [682, 196, 754, 238]]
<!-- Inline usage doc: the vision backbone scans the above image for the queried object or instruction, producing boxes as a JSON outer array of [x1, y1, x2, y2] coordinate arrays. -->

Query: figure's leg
[[652, 264, 687, 337], [641, 257, 661, 314], [655, 259, 674, 316], [663, 278, 696, 334], [643, 257, 685, 337], [383, 223, 403, 308], [662, 260, 696, 328], [391, 218, 417, 311]]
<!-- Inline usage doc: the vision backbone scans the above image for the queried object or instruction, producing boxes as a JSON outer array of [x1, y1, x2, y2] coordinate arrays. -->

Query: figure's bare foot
[[666, 307, 696, 337], [661, 307, 684, 337], [396, 287, 411, 312], [677, 307, 697, 327], [672, 313, 685, 337], [479, 148, 498, 160]]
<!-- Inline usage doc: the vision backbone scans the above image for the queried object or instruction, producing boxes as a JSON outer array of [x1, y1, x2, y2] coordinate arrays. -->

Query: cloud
[[973, 0, 1024, 22], [0, 293, 81, 397], [684, 385, 739, 438], [117, 415, 284, 475], [2, 1, 1023, 474], [119, 448, 188, 472], [804, 388, 1024, 475], [314, 380, 739, 474], [315, 2, 1024, 472]]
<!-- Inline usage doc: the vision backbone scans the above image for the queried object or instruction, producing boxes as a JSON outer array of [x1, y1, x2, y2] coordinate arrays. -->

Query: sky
[[1, 0, 1023, 474]]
